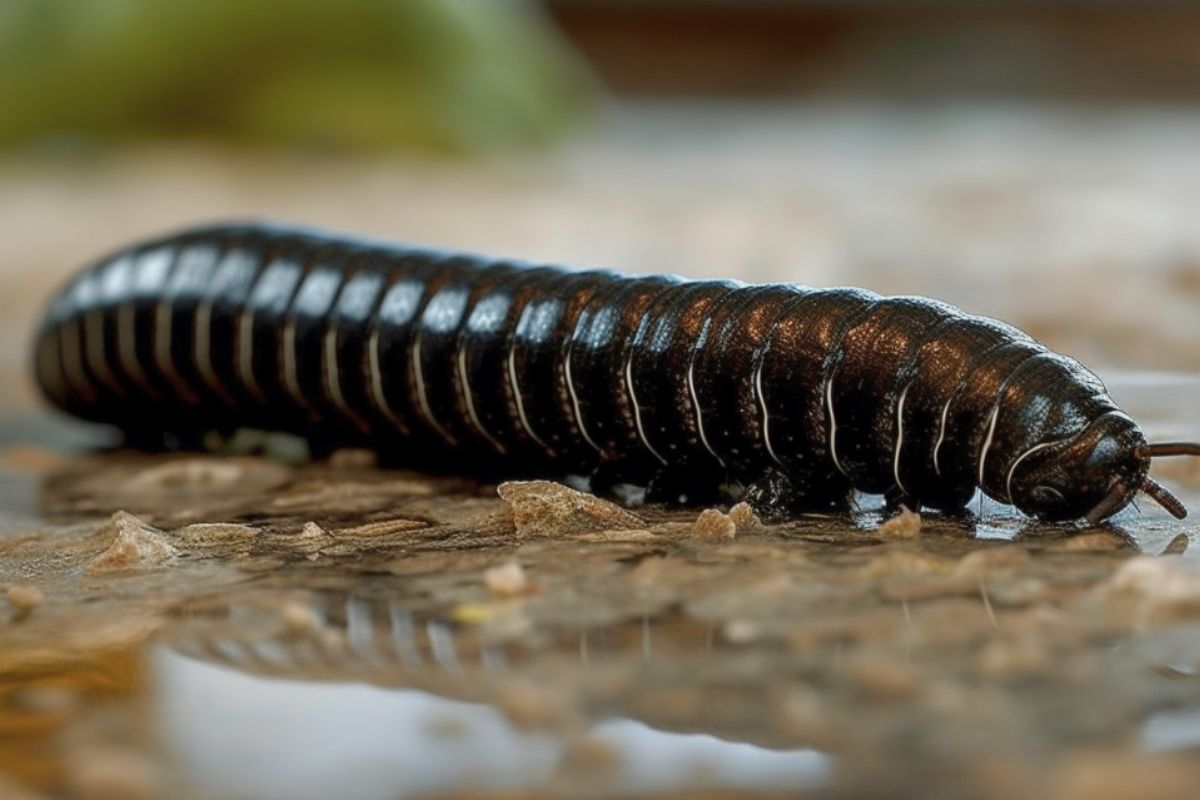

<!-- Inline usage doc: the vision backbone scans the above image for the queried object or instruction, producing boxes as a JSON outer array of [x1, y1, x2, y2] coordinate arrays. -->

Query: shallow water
[[1, 378, 1200, 799]]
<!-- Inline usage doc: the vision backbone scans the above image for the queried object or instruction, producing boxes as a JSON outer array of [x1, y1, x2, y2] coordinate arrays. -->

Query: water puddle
[[157, 648, 831, 800]]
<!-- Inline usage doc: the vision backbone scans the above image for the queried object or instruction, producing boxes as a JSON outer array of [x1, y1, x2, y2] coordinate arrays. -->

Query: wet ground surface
[[7, 107, 1200, 798], [3, 373, 1200, 799]]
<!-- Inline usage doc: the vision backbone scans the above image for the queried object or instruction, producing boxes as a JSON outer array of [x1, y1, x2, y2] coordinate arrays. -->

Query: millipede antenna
[[1141, 442, 1200, 459], [1141, 476, 1187, 519]]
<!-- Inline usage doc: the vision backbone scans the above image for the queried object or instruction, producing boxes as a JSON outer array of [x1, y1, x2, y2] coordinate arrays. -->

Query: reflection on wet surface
[[159, 649, 830, 800], [4, 375, 1200, 797]]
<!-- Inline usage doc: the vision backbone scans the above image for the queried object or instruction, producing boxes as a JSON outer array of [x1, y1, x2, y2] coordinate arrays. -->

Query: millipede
[[32, 221, 1200, 523]]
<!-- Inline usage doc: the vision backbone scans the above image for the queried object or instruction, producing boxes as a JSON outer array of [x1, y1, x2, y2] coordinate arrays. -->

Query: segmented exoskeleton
[[32, 222, 1199, 522]]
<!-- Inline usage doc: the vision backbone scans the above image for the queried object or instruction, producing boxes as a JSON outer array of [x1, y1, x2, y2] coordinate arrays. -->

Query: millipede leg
[[884, 485, 921, 514], [741, 467, 852, 521]]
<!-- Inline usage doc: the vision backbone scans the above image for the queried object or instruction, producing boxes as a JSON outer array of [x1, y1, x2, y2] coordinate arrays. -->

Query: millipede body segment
[[33, 222, 1194, 523]]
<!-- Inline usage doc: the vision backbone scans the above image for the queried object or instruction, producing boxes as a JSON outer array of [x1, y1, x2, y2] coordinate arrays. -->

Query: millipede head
[[1007, 413, 1151, 523]]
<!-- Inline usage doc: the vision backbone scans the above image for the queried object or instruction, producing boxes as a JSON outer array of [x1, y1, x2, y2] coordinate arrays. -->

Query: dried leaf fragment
[[85, 511, 178, 575], [497, 480, 643, 537], [878, 508, 922, 540]]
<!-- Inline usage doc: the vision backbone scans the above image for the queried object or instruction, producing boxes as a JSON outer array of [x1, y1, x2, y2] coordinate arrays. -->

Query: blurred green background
[[0, 0, 594, 153], [5, 0, 1200, 425]]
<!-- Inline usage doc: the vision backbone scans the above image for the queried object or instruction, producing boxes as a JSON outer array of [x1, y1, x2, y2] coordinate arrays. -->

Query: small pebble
[[727, 502, 762, 533], [6, 584, 43, 619], [878, 507, 921, 539], [484, 560, 531, 596], [693, 508, 736, 540]]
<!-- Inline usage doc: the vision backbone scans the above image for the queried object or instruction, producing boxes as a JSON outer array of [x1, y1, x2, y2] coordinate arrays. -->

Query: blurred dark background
[[4, 0, 1200, 416], [549, 0, 1200, 101]]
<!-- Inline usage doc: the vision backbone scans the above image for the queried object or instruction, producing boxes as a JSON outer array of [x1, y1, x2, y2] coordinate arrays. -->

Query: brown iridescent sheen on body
[[33, 222, 1184, 523]]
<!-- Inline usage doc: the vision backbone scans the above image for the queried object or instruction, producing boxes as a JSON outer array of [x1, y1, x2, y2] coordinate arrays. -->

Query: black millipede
[[32, 221, 1200, 523]]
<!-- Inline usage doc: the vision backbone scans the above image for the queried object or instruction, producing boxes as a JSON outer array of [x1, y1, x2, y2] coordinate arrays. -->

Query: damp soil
[[9, 107, 1200, 799], [3, 374, 1200, 799]]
